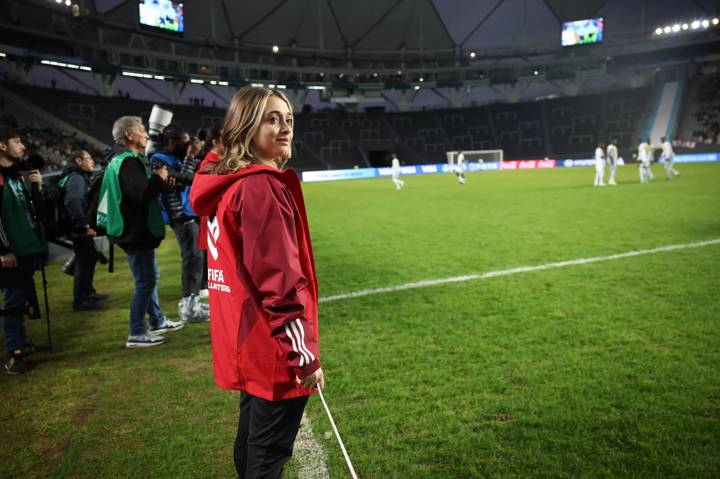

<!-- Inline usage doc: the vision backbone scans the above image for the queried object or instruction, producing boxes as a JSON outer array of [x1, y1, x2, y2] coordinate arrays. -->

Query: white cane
[[317, 384, 359, 479]]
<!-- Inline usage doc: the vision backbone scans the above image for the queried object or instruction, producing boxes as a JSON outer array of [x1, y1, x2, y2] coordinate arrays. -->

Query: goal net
[[446, 149, 504, 164]]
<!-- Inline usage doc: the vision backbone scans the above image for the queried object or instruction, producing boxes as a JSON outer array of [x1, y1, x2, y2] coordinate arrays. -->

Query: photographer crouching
[[0, 125, 48, 374], [57, 150, 108, 311]]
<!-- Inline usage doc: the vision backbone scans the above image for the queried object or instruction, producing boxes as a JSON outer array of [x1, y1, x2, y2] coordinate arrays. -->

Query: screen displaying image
[[139, 0, 184, 33], [561, 17, 604, 47]]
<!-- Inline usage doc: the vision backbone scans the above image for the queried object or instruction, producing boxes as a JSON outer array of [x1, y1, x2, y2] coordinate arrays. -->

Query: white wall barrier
[[301, 153, 719, 182]]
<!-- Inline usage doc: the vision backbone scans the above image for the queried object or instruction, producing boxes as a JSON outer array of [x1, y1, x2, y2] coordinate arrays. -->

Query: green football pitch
[[2, 162, 719, 478]]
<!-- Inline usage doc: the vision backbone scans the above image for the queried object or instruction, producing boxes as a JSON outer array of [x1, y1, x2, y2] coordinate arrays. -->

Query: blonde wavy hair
[[212, 86, 293, 174]]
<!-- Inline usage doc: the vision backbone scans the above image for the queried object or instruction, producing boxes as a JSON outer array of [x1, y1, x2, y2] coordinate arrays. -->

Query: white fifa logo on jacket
[[207, 216, 220, 261]]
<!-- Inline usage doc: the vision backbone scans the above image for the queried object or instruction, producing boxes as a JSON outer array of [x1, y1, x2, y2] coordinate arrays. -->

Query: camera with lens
[[145, 104, 174, 157], [16, 153, 46, 174]]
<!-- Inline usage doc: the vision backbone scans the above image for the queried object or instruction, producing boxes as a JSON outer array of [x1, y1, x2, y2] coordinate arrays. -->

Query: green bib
[[97, 151, 165, 239], [0, 174, 48, 256]]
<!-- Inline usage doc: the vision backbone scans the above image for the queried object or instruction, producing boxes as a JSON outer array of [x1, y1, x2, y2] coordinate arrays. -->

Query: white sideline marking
[[296, 413, 331, 479], [319, 238, 720, 303]]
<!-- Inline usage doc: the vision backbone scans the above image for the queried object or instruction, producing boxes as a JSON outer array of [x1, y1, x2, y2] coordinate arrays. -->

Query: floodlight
[[701, 20, 710, 28], [663, 26, 671, 33], [272, 45, 279, 53], [682, 23, 689, 30], [671, 24, 680, 32], [691, 20, 700, 29], [655, 27, 662, 35]]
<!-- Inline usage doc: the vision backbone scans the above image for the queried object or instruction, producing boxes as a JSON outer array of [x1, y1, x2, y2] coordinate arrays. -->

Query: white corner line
[[319, 238, 720, 304], [296, 413, 331, 479]]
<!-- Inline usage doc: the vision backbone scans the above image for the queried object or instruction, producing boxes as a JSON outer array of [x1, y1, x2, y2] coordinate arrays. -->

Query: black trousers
[[201, 250, 208, 290], [72, 236, 97, 306], [234, 391, 309, 479]]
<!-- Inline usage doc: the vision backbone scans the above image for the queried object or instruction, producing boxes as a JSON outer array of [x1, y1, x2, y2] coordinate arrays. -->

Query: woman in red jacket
[[190, 86, 324, 478]]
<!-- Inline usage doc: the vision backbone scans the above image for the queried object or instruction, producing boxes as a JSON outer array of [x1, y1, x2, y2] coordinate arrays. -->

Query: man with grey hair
[[98, 116, 184, 348]]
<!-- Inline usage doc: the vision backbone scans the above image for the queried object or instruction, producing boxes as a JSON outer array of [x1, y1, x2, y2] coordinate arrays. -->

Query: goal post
[[446, 149, 504, 165]]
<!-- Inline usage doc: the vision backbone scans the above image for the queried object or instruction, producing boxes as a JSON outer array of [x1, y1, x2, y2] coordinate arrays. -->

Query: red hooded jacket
[[196, 150, 221, 251], [190, 164, 320, 401]]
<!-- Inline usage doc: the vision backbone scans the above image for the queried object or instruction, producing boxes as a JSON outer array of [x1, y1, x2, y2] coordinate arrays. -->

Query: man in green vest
[[0, 125, 48, 375], [98, 116, 184, 348]]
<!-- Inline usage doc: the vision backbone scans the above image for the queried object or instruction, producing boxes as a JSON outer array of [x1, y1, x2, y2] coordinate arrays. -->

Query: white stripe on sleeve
[[294, 319, 316, 362], [285, 323, 306, 367], [290, 320, 313, 365]]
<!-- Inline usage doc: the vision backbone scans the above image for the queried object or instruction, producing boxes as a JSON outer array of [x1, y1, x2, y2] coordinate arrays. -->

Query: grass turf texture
[[2, 162, 719, 478]]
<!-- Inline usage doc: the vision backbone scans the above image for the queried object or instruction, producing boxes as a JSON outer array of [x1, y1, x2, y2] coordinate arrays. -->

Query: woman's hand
[[298, 367, 324, 390]]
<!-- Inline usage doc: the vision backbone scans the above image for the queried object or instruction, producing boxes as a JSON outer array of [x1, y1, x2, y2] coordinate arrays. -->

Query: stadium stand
[[440, 106, 496, 153], [692, 72, 720, 144], [0, 112, 104, 170], [2, 81, 656, 170]]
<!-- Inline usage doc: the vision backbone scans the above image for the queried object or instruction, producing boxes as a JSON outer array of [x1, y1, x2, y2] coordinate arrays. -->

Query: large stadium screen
[[138, 0, 184, 34], [561, 17, 604, 47]]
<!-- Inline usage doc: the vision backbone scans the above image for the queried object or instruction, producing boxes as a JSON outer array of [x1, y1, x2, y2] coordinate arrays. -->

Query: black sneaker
[[5, 350, 28, 375], [73, 299, 105, 311], [87, 292, 109, 302]]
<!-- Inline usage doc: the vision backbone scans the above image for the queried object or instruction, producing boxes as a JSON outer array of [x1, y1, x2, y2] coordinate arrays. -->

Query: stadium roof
[[1, 0, 718, 91], [89, 0, 717, 55]]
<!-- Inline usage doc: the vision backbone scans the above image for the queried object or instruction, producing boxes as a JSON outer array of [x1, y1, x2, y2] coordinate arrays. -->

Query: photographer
[[0, 125, 48, 374], [58, 150, 107, 311], [149, 126, 209, 323]]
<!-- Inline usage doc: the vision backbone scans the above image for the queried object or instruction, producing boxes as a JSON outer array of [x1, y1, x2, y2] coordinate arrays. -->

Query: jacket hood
[[104, 144, 140, 165], [190, 164, 286, 217], [60, 163, 91, 179], [0, 163, 22, 180]]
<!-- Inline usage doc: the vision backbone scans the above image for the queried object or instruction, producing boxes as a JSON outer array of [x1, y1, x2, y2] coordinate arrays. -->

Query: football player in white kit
[[593, 142, 606, 186], [659, 136, 680, 180], [456, 151, 466, 185], [645, 138, 655, 180], [391, 153, 405, 190], [606, 139, 619, 185], [637, 138, 653, 184]]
